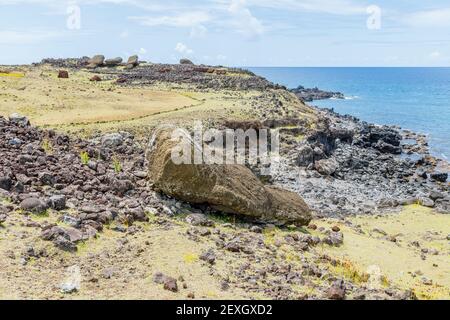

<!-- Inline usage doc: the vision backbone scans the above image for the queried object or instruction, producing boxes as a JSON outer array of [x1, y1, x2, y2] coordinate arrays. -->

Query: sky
[[1, 0, 450, 66]]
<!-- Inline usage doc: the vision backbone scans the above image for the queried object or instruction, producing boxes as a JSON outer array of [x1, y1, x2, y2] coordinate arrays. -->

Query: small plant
[[112, 156, 122, 173], [80, 151, 90, 165], [183, 253, 199, 264], [41, 138, 53, 154]]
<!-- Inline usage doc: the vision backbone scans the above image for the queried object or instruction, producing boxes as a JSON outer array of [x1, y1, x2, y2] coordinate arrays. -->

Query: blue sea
[[248, 67, 450, 160]]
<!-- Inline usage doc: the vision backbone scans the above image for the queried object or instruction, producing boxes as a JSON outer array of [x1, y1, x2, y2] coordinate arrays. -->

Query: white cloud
[[175, 42, 194, 55], [130, 11, 211, 28], [228, 0, 264, 39], [138, 47, 147, 54], [0, 30, 62, 44], [429, 51, 441, 59], [190, 24, 208, 38], [243, 0, 366, 15], [403, 8, 450, 28], [119, 30, 129, 38]]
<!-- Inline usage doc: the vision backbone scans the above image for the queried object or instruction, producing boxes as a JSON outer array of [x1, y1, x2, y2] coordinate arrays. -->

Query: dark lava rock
[[90, 75, 102, 82], [296, 145, 314, 167], [185, 213, 214, 227], [0, 176, 12, 191], [199, 249, 216, 265], [153, 272, 178, 292], [322, 232, 344, 247], [180, 58, 194, 65], [48, 195, 66, 210], [9, 113, 30, 126], [430, 172, 448, 183], [327, 280, 346, 300], [291, 85, 344, 102], [58, 70, 69, 79], [104, 57, 123, 66], [54, 235, 77, 252], [39, 172, 55, 186], [20, 198, 48, 214]]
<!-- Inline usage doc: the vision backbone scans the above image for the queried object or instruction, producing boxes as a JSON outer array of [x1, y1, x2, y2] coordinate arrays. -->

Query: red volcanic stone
[[58, 70, 69, 79]]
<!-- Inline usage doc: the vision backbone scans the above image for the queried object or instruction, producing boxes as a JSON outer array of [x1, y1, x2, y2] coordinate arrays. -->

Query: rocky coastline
[[0, 114, 430, 300], [290, 85, 345, 102], [0, 57, 448, 299], [273, 106, 449, 217]]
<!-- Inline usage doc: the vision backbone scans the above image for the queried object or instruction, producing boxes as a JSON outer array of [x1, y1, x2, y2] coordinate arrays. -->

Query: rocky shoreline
[[0, 114, 426, 300], [273, 106, 449, 217], [0, 58, 448, 299], [290, 86, 345, 102]]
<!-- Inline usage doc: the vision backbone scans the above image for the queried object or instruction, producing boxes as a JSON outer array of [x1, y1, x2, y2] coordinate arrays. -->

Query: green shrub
[[112, 156, 122, 173], [80, 151, 90, 165]]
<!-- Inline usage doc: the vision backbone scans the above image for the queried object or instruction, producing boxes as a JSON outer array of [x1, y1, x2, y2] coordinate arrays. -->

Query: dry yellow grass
[[0, 65, 316, 137], [313, 205, 450, 300], [0, 66, 197, 127]]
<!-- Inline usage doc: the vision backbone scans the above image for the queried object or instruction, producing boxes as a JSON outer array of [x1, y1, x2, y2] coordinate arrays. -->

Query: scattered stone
[[327, 280, 346, 300], [187, 292, 195, 299], [9, 113, 30, 126], [180, 58, 194, 65], [322, 232, 344, 247], [250, 225, 263, 233], [102, 268, 115, 279], [104, 57, 123, 66], [430, 172, 448, 183], [420, 197, 434, 208], [101, 133, 123, 147], [87, 55, 105, 68], [315, 158, 338, 176], [332, 226, 341, 232], [225, 241, 241, 253], [20, 198, 48, 214], [58, 70, 69, 79], [185, 213, 214, 227], [291, 85, 344, 102], [199, 249, 216, 265], [0, 176, 12, 191], [296, 145, 314, 166], [153, 272, 178, 292], [39, 172, 55, 186], [126, 55, 139, 69], [90, 75, 102, 82], [48, 195, 66, 210], [60, 282, 78, 294]]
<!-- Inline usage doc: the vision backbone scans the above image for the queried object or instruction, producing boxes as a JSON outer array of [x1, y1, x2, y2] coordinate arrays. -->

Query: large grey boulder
[[180, 58, 194, 65], [104, 57, 123, 66], [9, 113, 30, 126], [87, 55, 105, 68], [315, 158, 339, 176], [20, 198, 49, 214], [101, 133, 123, 148], [125, 55, 139, 69], [146, 129, 312, 226], [297, 145, 314, 167]]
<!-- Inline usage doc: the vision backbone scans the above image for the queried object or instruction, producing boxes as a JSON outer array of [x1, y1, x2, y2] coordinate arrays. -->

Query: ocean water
[[248, 67, 450, 160]]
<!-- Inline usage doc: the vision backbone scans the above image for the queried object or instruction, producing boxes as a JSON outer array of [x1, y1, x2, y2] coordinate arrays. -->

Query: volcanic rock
[[180, 58, 194, 65], [87, 55, 105, 68], [58, 70, 69, 79], [146, 129, 312, 226], [104, 57, 123, 66]]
